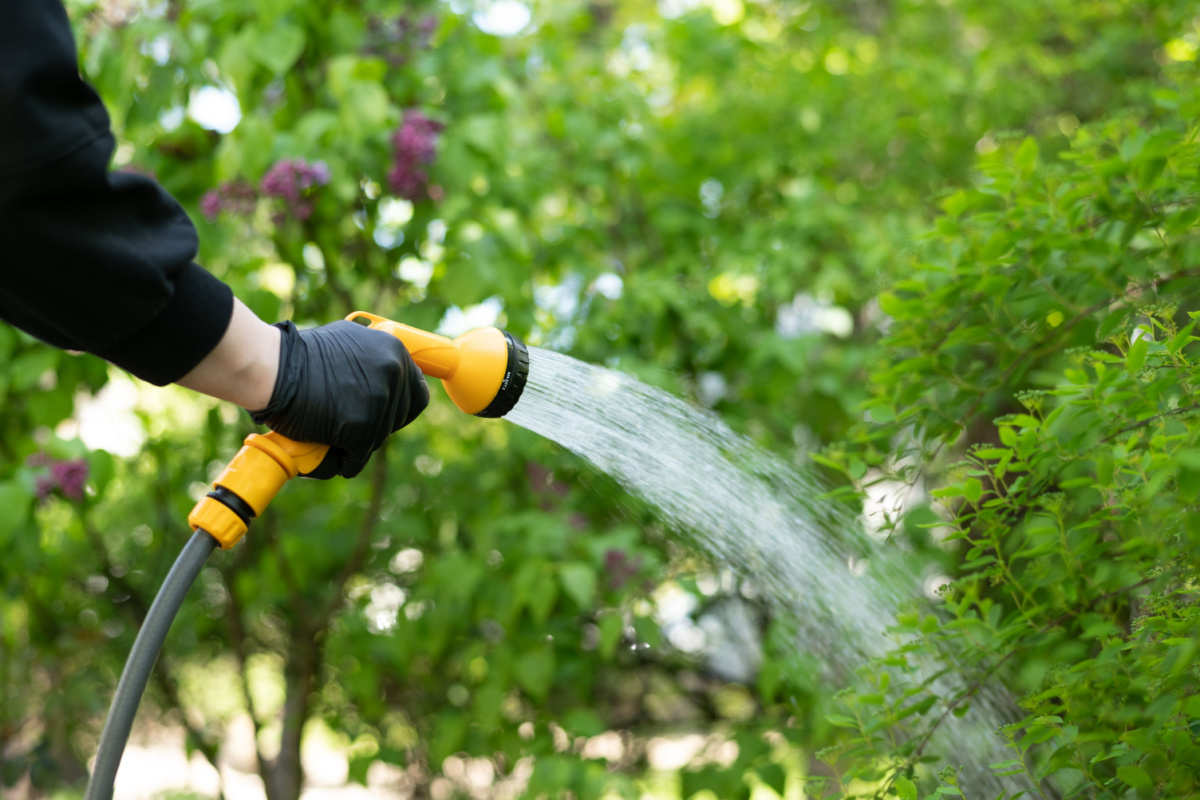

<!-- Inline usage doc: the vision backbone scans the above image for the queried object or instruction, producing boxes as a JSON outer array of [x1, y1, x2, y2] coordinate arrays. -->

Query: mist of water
[[506, 346, 1027, 795]]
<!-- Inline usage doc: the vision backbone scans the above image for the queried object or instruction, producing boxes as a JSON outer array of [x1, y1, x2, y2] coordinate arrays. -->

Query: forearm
[[176, 299, 280, 411]]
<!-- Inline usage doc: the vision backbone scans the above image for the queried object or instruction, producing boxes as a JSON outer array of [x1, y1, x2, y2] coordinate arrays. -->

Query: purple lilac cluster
[[28, 453, 88, 503], [388, 111, 444, 202], [261, 158, 332, 221], [200, 181, 257, 222], [604, 549, 643, 591]]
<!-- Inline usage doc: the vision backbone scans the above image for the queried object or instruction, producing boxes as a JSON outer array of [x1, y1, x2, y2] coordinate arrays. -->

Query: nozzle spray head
[[346, 312, 528, 417], [443, 326, 529, 417]]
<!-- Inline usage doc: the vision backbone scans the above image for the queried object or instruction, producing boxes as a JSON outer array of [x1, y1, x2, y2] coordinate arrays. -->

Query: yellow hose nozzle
[[343, 311, 529, 417], [189, 312, 529, 548]]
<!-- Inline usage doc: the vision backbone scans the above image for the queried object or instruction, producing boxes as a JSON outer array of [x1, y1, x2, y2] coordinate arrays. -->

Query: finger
[[395, 361, 429, 431], [303, 447, 343, 480], [339, 450, 371, 479]]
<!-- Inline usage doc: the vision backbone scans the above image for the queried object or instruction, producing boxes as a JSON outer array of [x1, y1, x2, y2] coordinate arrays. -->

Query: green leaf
[[1127, 337, 1148, 374], [1119, 130, 1148, 164], [895, 777, 918, 800], [825, 713, 858, 727], [10, 349, 58, 392], [0, 482, 32, 543], [1097, 310, 1127, 341], [757, 763, 786, 796], [253, 22, 306, 76], [564, 707, 606, 736], [878, 292, 907, 318], [963, 478, 983, 504], [682, 767, 749, 800], [1014, 137, 1039, 173], [515, 647, 556, 701], [598, 613, 623, 659], [427, 713, 467, 767], [348, 754, 372, 785], [1178, 450, 1200, 471], [1116, 765, 1152, 789], [558, 561, 597, 609], [87, 449, 116, 497], [527, 568, 559, 625]]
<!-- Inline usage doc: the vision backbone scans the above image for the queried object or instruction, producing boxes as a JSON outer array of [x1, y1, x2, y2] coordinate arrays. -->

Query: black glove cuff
[[249, 320, 302, 424]]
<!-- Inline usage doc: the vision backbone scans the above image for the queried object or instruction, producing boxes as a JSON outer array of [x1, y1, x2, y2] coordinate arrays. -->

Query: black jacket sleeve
[[0, 0, 233, 386]]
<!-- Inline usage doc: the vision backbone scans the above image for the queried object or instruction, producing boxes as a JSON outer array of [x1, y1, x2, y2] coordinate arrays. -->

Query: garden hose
[[83, 312, 529, 799]]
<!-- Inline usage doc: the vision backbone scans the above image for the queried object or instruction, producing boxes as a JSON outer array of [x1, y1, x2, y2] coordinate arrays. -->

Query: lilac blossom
[[260, 158, 331, 221], [200, 181, 257, 222], [28, 454, 89, 503], [388, 111, 444, 201], [52, 460, 88, 502]]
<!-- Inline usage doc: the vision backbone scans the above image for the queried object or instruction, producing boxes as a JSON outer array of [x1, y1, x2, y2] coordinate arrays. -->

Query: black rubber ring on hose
[[206, 486, 256, 526]]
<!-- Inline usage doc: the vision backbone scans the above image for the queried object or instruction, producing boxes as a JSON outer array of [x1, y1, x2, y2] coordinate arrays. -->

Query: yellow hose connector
[[188, 433, 329, 549]]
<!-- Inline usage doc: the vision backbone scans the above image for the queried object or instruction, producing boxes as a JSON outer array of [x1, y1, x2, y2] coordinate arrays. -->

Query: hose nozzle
[[188, 313, 529, 549], [344, 311, 529, 417]]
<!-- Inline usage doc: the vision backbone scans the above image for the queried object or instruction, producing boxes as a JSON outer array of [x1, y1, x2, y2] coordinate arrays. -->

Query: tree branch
[[321, 439, 391, 623]]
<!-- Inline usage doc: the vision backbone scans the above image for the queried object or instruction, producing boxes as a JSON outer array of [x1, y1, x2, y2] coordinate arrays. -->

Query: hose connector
[[187, 433, 329, 548]]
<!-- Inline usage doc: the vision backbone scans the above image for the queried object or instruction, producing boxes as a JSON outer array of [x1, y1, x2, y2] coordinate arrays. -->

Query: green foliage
[[824, 66, 1200, 799], [5, 0, 1200, 798]]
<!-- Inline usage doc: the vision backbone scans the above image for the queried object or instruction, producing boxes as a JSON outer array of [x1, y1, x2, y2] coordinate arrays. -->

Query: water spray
[[83, 312, 528, 800]]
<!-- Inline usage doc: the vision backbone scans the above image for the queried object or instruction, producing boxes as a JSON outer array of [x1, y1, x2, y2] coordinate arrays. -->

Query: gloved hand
[[250, 320, 429, 479]]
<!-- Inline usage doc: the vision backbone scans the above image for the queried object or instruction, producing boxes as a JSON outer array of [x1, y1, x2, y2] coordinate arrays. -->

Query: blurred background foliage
[[3, 0, 1200, 798]]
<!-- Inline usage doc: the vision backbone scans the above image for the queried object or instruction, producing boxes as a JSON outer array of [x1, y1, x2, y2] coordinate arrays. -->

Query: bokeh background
[[3, 0, 1200, 797]]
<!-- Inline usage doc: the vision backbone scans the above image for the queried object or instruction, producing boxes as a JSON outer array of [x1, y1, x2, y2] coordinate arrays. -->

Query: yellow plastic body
[[346, 312, 509, 415], [189, 313, 511, 547], [188, 432, 330, 548]]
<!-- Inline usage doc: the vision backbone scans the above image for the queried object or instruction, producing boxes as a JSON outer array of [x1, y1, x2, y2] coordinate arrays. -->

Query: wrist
[[231, 321, 281, 411], [176, 300, 281, 410]]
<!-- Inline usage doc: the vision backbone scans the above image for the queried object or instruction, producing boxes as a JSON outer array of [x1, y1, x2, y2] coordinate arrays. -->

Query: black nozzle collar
[[476, 330, 529, 418]]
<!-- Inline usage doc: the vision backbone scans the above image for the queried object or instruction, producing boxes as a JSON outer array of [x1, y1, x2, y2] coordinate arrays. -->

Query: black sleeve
[[0, 0, 234, 386]]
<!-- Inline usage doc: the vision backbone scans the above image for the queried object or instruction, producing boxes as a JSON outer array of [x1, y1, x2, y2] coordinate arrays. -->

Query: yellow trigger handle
[[188, 310, 528, 549]]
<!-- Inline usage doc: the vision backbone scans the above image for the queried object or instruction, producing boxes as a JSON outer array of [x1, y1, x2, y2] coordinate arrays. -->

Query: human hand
[[249, 319, 429, 478]]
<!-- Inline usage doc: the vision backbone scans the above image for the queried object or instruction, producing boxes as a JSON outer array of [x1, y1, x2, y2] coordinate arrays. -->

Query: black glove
[[250, 320, 429, 479]]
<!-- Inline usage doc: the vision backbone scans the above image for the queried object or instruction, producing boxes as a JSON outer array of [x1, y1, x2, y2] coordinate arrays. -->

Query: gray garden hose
[[83, 529, 219, 800]]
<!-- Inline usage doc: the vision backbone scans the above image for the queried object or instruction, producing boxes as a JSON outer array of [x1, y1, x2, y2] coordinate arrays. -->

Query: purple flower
[[604, 549, 643, 591], [200, 190, 223, 221], [388, 111, 444, 201], [35, 475, 55, 500], [200, 181, 257, 222], [52, 460, 88, 502], [262, 158, 331, 201], [29, 454, 89, 503], [260, 159, 331, 219]]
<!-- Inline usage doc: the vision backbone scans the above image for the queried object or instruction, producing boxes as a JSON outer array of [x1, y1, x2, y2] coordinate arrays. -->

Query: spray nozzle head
[[346, 312, 529, 417], [473, 328, 529, 418]]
